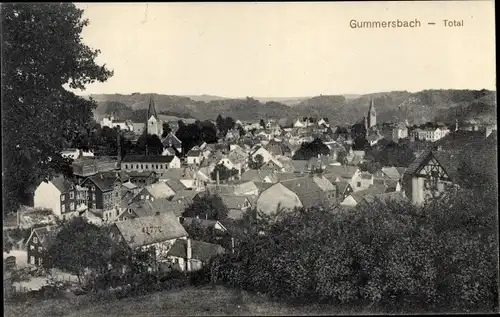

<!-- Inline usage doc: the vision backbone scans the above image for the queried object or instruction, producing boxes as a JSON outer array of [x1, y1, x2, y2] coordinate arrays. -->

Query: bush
[[208, 189, 499, 313]]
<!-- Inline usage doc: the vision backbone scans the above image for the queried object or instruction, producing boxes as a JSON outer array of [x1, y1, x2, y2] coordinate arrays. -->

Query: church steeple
[[368, 98, 377, 129], [147, 95, 158, 120]]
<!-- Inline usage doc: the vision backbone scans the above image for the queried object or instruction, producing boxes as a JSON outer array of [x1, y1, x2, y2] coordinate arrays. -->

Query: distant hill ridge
[[90, 89, 496, 126]]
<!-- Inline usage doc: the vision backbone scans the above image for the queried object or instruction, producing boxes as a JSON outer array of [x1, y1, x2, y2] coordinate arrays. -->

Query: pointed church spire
[[369, 97, 376, 114], [148, 95, 158, 120]]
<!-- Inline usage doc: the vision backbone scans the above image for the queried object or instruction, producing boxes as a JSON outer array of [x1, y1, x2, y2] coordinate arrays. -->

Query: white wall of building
[[34, 181, 61, 217]]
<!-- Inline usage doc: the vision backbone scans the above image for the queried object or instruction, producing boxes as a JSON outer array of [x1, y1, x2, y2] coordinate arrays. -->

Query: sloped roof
[[403, 149, 461, 182], [381, 167, 401, 180], [324, 165, 359, 179], [172, 190, 198, 202], [186, 149, 201, 157], [114, 212, 187, 249], [312, 176, 336, 191], [160, 168, 185, 180], [162, 133, 182, 147], [164, 179, 187, 192], [144, 182, 175, 199], [122, 181, 138, 190], [168, 239, 225, 262], [29, 226, 60, 248], [288, 160, 309, 173], [219, 195, 250, 210], [240, 169, 278, 183], [85, 174, 121, 192], [335, 180, 350, 195], [350, 185, 387, 203], [49, 175, 74, 193], [280, 176, 335, 208]]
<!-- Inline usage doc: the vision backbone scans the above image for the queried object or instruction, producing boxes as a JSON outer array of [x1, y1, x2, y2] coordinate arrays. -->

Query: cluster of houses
[[18, 97, 498, 275]]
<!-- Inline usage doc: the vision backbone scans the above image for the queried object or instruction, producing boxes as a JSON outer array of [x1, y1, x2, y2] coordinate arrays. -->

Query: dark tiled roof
[[280, 176, 335, 208], [50, 175, 74, 193], [85, 174, 121, 192], [168, 239, 225, 262], [164, 179, 187, 192], [186, 149, 201, 157], [30, 226, 60, 249], [114, 212, 188, 249], [122, 155, 175, 163]]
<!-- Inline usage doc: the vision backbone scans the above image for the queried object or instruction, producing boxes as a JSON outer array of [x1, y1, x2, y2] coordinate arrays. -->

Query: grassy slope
[[4, 285, 373, 317]]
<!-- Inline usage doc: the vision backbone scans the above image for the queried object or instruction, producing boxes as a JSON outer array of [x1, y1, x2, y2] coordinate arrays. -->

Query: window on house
[[38, 257, 43, 266], [38, 246, 42, 252], [116, 209, 119, 216], [30, 245, 35, 250], [70, 191, 74, 199], [141, 164, 144, 169], [125, 164, 128, 169], [136, 164, 139, 169], [70, 202, 74, 211], [61, 195, 65, 201], [160, 165, 164, 169], [30, 256, 35, 264], [33, 237, 38, 244], [61, 205, 65, 213], [357, 182, 361, 187], [92, 193, 96, 200]]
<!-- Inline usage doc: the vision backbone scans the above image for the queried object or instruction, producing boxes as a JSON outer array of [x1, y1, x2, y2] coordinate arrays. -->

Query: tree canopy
[[2, 4, 113, 215], [210, 164, 239, 182], [47, 217, 113, 283], [175, 120, 218, 154], [182, 194, 229, 221], [292, 138, 330, 160]]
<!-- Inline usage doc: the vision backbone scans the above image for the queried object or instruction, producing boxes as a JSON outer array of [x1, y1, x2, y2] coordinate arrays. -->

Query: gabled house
[[34, 175, 88, 219], [26, 226, 59, 267], [402, 149, 460, 205], [109, 212, 188, 268], [340, 184, 387, 207], [256, 176, 337, 216], [334, 181, 354, 202], [80, 173, 124, 223], [250, 146, 275, 165], [218, 195, 253, 220], [240, 169, 279, 184], [167, 238, 225, 272], [129, 182, 177, 204], [162, 132, 182, 153], [186, 149, 203, 166], [323, 165, 361, 190]]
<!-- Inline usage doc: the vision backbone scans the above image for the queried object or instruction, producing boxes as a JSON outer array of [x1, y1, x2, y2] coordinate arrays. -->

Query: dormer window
[[33, 237, 38, 244]]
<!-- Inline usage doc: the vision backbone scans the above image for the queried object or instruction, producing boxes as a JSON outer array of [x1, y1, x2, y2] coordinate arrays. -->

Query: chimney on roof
[[186, 238, 192, 271]]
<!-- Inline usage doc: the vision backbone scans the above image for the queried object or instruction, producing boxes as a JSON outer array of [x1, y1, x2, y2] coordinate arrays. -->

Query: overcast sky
[[73, 1, 495, 98]]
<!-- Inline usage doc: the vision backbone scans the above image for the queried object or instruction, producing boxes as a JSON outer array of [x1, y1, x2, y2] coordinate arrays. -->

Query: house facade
[[34, 176, 88, 219], [81, 174, 123, 223], [109, 212, 188, 270], [25, 226, 58, 267], [122, 155, 181, 175], [402, 150, 458, 205]]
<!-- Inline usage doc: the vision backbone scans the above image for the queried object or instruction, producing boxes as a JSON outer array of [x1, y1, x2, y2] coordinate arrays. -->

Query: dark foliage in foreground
[[207, 186, 498, 313]]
